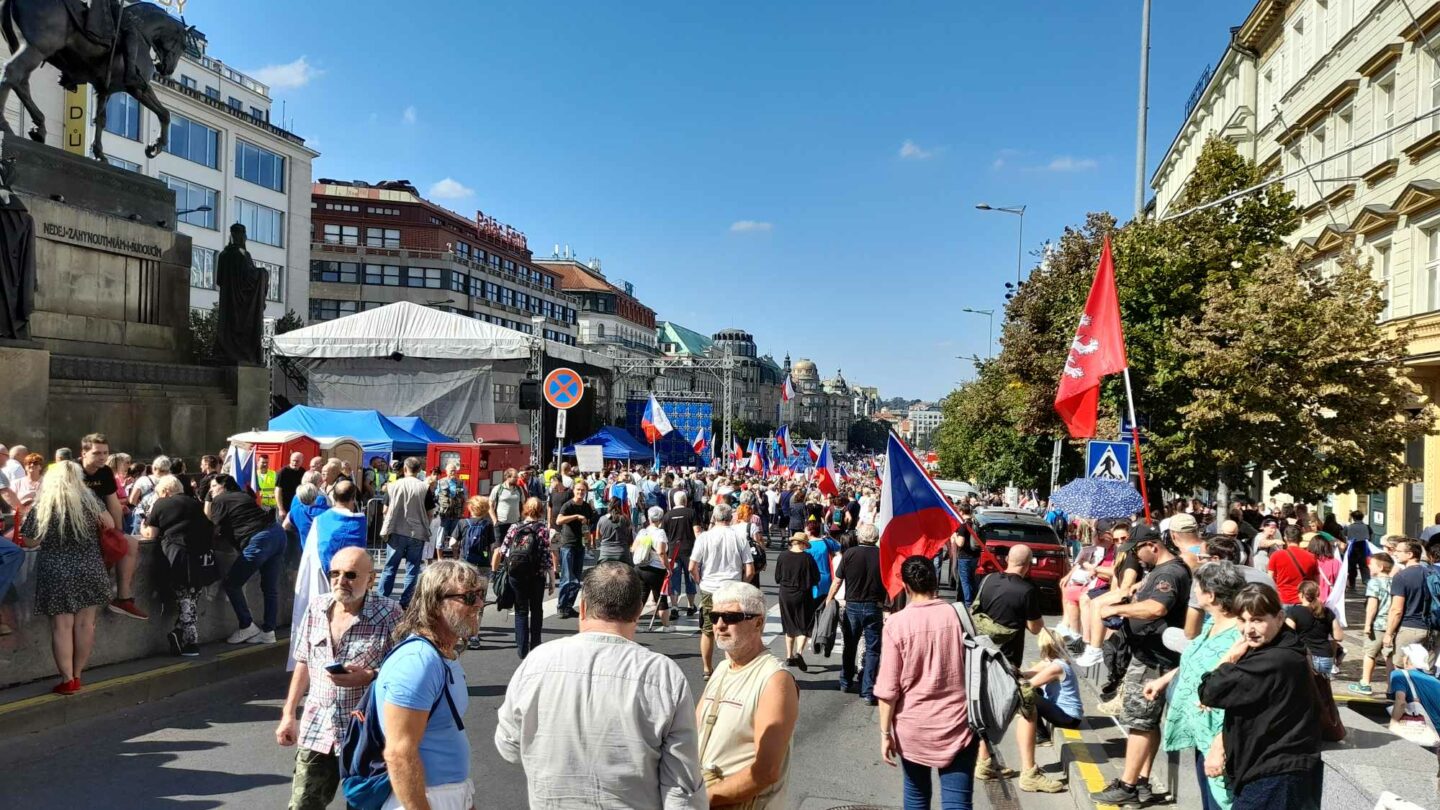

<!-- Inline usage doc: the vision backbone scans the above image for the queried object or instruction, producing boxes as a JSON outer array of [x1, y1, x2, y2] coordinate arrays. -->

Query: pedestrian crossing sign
[[1086, 440, 1130, 481]]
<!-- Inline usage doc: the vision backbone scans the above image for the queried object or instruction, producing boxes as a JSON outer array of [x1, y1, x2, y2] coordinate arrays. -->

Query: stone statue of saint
[[215, 223, 267, 366]]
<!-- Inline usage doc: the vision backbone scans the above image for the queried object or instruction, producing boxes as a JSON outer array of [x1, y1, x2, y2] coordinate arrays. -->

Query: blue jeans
[[901, 739, 978, 810], [1312, 656, 1334, 679], [223, 523, 285, 632], [1232, 762, 1321, 810], [557, 545, 584, 612], [954, 557, 977, 604], [668, 554, 697, 598], [841, 601, 883, 698], [0, 536, 24, 602], [1194, 750, 1224, 810], [379, 533, 425, 608]]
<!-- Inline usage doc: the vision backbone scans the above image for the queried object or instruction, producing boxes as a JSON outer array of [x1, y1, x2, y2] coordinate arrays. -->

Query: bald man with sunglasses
[[278, 548, 402, 810]]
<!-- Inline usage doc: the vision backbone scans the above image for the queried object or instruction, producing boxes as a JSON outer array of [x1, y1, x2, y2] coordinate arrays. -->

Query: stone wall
[[0, 538, 299, 689]]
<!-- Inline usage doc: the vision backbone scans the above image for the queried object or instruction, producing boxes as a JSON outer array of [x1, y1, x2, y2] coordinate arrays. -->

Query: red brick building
[[307, 179, 578, 344]]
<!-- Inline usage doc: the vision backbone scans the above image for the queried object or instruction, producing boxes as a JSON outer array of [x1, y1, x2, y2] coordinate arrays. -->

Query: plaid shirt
[[293, 592, 403, 754]]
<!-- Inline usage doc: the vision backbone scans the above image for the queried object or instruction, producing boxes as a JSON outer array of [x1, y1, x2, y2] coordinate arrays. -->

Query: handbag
[[491, 565, 515, 611], [99, 525, 128, 567], [1311, 668, 1346, 742], [1390, 671, 1440, 746]]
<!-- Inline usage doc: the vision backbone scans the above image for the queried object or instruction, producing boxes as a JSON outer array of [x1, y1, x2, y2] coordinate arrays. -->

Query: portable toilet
[[227, 430, 319, 475], [315, 436, 364, 474]]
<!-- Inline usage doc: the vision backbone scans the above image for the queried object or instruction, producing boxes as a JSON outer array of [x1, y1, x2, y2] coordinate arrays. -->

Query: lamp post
[[975, 203, 1026, 284], [960, 307, 995, 358], [176, 205, 212, 217]]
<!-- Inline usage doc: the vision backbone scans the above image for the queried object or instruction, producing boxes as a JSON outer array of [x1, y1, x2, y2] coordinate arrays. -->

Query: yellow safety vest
[[258, 469, 277, 508]]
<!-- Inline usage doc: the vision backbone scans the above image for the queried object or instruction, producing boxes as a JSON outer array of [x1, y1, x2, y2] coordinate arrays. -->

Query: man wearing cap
[[1091, 531, 1191, 806]]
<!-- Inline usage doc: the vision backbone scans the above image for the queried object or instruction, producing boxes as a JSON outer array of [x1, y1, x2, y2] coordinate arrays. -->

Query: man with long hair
[[375, 560, 485, 810]]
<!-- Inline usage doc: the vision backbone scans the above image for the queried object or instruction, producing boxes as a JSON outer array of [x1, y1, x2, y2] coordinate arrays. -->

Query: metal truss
[[611, 354, 736, 456]]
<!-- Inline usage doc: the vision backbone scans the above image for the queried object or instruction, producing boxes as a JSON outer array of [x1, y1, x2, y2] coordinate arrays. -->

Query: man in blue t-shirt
[[1390, 643, 1440, 736], [375, 561, 483, 809]]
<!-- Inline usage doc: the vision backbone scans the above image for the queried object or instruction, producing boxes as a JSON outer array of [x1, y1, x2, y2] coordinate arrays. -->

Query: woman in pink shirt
[[1309, 534, 1342, 604], [875, 555, 977, 810]]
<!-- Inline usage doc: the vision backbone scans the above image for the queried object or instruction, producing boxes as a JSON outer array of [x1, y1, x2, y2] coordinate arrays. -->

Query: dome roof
[[792, 359, 819, 379]]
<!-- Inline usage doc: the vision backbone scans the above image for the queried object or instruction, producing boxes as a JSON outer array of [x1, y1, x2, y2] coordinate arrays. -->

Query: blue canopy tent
[[271, 405, 429, 466], [387, 416, 454, 444], [561, 426, 654, 461]]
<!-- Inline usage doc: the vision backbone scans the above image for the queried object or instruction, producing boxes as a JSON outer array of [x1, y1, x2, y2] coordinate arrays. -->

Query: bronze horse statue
[[0, 0, 191, 160]]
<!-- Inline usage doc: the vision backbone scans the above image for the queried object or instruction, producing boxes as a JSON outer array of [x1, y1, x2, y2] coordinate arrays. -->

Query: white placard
[[576, 445, 605, 474]]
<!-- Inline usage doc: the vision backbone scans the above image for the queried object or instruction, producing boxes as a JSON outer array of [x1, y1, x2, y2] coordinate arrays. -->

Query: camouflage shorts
[[1120, 659, 1168, 732]]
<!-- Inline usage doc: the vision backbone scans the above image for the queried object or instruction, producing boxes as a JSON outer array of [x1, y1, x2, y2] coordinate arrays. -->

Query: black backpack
[[750, 537, 768, 572], [506, 522, 544, 579]]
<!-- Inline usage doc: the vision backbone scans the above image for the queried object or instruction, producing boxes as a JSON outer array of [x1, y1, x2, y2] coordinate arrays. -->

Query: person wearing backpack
[[433, 463, 466, 548], [363, 560, 484, 810], [875, 555, 979, 810], [491, 497, 554, 659], [1383, 537, 1440, 670]]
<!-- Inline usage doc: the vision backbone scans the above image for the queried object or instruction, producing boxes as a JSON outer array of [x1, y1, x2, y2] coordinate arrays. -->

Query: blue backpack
[[340, 636, 465, 810], [1423, 563, 1440, 633]]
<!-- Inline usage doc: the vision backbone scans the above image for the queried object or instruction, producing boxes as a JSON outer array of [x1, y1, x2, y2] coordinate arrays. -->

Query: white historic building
[[1152, 0, 1440, 536], [1, 27, 317, 323]]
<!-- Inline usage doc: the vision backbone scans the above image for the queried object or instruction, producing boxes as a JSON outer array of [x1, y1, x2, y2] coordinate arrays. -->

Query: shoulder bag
[[99, 524, 128, 567]]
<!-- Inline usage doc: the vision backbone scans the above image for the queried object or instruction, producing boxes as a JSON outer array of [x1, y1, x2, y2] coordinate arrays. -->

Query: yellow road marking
[[1062, 727, 1119, 810], [0, 642, 277, 716]]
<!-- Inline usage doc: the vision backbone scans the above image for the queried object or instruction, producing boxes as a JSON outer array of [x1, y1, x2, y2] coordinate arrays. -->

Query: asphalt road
[[7, 567, 1080, 810]]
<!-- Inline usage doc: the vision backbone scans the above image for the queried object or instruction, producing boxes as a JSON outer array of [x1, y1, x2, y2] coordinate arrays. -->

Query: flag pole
[[1121, 367, 1152, 524]]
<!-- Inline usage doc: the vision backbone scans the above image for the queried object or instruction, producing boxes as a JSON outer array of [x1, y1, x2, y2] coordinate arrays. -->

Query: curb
[[0, 640, 288, 740]]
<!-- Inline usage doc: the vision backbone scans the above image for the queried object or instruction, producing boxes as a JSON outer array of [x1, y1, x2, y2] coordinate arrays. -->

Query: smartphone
[[324, 662, 348, 675]]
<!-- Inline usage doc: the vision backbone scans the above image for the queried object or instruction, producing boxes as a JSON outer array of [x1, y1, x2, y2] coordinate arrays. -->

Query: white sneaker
[[226, 624, 260, 644], [661, 625, 675, 634], [247, 630, 277, 644], [1053, 624, 1079, 640], [1075, 646, 1104, 667]]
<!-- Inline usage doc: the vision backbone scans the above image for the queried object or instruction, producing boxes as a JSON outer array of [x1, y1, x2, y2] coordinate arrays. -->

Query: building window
[[1427, 228, 1440, 313], [204, 86, 219, 100], [227, 96, 242, 111], [515, 292, 529, 312], [190, 245, 216, 290], [450, 272, 467, 294], [180, 75, 197, 90], [485, 281, 498, 302], [488, 254, 501, 270], [1334, 105, 1353, 179], [310, 299, 359, 321], [107, 156, 140, 172], [260, 260, 284, 303], [322, 224, 359, 245], [166, 114, 219, 168], [1375, 241, 1392, 321], [103, 92, 141, 141], [406, 267, 443, 289], [364, 264, 403, 286], [310, 260, 359, 284], [160, 174, 218, 229], [365, 227, 401, 248], [500, 287, 514, 308], [1423, 53, 1440, 138], [235, 198, 284, 246], [456, 242, 470, 258], [1374, 72, 1396, 165], [250, 106, 266, 121], [235, 139, 286, 191]]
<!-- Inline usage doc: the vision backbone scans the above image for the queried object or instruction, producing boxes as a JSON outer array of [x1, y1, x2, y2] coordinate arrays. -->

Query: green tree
[[846, 419, 889, 453], [188, 306, 217, 363], [934, 361, 1054, 489], [1181, 248, 1431, 500]]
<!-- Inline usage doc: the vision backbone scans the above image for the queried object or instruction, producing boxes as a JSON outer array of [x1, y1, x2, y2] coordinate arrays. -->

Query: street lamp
[[975, 203, 1026, 284], [177, 205, 212, 216], [960, 307, 995, 358]]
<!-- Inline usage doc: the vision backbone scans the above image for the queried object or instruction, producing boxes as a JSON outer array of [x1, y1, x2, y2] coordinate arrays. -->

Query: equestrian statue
[[0, 0, 192, 160]]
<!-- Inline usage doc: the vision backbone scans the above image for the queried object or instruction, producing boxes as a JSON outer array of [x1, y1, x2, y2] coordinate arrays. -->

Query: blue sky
[[192, 0, 1253, 402]]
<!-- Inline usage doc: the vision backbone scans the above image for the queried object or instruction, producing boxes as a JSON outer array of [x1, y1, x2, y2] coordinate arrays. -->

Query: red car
[[972, 508, 1072, 603]]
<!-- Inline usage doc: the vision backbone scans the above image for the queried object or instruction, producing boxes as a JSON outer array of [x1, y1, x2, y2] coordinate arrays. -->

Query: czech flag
[[876, 431, 962, 598], [782, 375, 794, 402], [692, 427, 709, 456], [807, 440, 821, 463], [776, 425, 794, 457], [731, 435, 745, 460], [641, 395, 674, 443], [815, 441, 841, 497], [750, 442, 766, 473]]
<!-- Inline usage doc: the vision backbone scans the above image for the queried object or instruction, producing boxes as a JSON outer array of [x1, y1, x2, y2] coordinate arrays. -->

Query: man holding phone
[[277, 547, 402, 810]]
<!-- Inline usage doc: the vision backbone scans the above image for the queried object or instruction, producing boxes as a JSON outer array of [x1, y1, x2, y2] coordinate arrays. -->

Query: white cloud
[[402, 105, 418, 125], [729, 220, 773, 233], [249, 56, 322, 90], [899, 139, 935, 160], [427, 177, 474, 199], [1043, 156, 1099, 172], [991, 148, 1022, 170]]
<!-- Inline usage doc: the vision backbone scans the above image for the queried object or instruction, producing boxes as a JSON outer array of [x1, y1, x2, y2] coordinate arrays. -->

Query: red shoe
[[51, 678, 80, 696], [108, 598, 149, 621]]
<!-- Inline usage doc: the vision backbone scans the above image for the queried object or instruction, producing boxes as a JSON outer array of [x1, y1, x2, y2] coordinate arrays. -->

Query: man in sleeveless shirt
[[696, 581, 799, 809]]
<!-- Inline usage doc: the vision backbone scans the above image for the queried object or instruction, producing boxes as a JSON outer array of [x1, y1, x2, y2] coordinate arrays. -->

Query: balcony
[[156, 76, 306, 146], [189, 54, 270, 98], [311, 242, 566, 298]]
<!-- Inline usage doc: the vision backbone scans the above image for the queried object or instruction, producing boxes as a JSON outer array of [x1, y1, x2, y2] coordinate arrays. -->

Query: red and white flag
[[1054, 236, 1128, 438], [782, 375, 794, 402]]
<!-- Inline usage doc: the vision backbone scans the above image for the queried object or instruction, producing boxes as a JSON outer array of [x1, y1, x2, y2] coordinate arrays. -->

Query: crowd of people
[[7, 436, 1440, 809]]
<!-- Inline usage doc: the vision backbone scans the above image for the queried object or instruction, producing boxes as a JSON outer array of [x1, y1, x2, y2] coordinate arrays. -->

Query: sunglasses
[[444, 589, 486, 606], [711, 611, 762, 625], [328, 570, 364, 581]]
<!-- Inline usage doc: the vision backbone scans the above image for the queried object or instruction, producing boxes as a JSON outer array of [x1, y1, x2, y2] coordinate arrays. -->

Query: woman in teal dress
[[1141, 561, 1255, 810]]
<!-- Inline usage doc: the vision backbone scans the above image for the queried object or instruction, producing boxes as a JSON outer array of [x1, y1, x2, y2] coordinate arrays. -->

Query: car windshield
[[979, 523, 1060, 546]]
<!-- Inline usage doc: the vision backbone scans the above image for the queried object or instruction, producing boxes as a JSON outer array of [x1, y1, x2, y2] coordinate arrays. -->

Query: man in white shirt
[[496, 562, 707, 809], [0, 444, 24, 484], [690, 503, 754, 678]]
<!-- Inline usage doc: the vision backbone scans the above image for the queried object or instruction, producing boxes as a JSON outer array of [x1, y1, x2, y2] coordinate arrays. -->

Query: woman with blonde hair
[[1014, 629, 1084, 793], [20, 460, 114, 694]]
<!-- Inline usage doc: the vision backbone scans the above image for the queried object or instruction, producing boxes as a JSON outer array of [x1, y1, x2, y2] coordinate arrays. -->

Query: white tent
[[271, 301, 611, 368]]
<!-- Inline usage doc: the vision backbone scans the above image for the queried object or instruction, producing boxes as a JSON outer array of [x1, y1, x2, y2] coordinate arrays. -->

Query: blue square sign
[[1086, 440, 1131, 481]]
